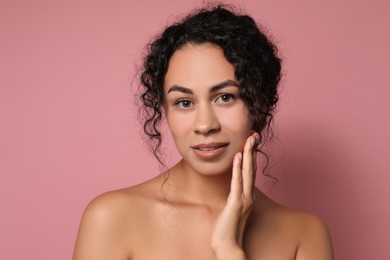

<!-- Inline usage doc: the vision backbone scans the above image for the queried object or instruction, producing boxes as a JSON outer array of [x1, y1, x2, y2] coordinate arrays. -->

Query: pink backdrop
[[1, 0, 389, 259]]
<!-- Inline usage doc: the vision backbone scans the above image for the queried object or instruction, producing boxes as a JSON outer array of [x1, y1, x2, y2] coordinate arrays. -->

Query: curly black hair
[[139, 5, 281, 173]]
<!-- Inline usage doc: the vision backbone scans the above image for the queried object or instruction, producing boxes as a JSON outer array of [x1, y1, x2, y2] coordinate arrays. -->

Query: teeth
[[198, 147, 216, 151]]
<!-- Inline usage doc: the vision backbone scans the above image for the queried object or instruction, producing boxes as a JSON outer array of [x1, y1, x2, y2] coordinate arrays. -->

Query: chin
[[188, 159, 233, 177]]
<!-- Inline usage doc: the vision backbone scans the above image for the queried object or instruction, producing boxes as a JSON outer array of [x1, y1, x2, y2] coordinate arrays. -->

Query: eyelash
[[174, 99, 193, 109], [216, 94, 235, 103], [174, 94, 236, 109]]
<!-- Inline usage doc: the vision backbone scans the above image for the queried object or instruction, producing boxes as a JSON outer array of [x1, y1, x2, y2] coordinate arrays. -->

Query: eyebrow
[[167, 80, 239, 95]]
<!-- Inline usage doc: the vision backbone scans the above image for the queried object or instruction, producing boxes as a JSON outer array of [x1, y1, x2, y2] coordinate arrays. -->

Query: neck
[[164, 159, 232, 209]]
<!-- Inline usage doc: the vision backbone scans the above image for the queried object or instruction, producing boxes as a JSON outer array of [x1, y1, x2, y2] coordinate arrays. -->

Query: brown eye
[[175, 99, 193, 109], [221, 94, 231, 102], [216, 94, 235, 104]]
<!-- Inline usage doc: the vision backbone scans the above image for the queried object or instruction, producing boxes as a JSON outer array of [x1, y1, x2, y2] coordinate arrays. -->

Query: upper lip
[[191, 142, 229, 149]]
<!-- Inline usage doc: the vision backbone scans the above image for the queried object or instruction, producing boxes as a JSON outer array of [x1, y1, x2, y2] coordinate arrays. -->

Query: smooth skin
[[73, 44, 333, 260]]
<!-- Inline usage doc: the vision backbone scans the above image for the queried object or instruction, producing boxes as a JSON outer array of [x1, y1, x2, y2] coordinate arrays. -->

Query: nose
[[192, 104, 221, 135]]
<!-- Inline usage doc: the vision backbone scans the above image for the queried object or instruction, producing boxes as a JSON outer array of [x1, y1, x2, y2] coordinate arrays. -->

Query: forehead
[[164, 43, 236, 91]]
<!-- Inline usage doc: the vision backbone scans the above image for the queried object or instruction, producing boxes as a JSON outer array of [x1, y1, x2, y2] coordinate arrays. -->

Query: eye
[[216, 94, 235, 104], [175, 99, 193, 109]]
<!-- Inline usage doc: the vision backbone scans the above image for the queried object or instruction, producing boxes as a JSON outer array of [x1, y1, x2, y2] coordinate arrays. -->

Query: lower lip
[[192, 145, 228, 160]]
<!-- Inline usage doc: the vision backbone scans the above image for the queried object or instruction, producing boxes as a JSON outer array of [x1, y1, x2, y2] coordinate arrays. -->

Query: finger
[[252, 133, 260, 187], [242, 134, 256, 197], [229, 152, 243, 201]]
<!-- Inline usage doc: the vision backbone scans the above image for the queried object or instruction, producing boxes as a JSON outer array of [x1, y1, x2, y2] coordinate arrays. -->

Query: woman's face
[[164, 43, 253, 175]]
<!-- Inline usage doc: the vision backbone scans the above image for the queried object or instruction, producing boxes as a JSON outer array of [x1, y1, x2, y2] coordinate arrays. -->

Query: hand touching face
[[211, 132, 260, 259]]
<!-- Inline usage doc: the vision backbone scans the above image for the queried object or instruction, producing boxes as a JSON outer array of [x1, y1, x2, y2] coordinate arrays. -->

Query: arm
[[211, 132, 259, 260]]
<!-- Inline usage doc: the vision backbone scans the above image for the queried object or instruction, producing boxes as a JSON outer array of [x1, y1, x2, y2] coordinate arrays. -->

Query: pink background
[[1, 0, 389, 259]]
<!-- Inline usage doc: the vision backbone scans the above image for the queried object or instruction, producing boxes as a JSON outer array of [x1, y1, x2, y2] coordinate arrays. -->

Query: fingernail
[[250, 136, 255, 146], [254, 133, 260, 143]]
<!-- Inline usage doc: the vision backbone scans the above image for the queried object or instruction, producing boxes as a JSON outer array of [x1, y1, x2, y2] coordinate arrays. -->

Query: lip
[[191, 142, 229, 160]]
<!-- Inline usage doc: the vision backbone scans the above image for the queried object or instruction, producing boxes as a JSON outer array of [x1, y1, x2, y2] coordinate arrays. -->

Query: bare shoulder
[[87, 179, 159, 213], [259, 196, 334, 260], [292, 209, 334, 260], [73, 177, 164, 260], [80, 178, 159, 223]]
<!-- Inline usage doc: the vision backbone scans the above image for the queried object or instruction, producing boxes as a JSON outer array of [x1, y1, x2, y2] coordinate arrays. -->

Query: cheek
[[219, 106, 252, 134], [167, 113, 192, 141]]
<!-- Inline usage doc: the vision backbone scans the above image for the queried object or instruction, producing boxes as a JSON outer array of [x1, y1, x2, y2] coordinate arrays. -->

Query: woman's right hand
[[211, 132, 260, 259]]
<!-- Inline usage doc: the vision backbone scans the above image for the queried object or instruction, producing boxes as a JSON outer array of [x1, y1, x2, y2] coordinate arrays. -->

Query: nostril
[[193, 122, 221, 135], [192, 106, 221, 134]]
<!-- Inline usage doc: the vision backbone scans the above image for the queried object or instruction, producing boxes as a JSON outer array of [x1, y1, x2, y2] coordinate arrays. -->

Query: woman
[[73, 6, 333, 260]]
